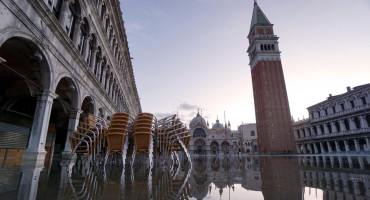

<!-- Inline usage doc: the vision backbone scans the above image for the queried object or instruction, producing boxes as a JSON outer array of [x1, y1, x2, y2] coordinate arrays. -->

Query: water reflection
[[0, 155, 369, 199]]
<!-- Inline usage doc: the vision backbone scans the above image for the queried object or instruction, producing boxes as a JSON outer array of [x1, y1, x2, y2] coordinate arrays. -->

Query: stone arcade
[[0, 0, 141, 162]]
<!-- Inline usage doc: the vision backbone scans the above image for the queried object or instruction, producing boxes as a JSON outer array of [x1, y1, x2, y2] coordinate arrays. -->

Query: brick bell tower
[[247, 1, 296, 153]]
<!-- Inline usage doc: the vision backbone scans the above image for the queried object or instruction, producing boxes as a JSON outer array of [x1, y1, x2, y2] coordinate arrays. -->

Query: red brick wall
[[251, 60, 296, 153]]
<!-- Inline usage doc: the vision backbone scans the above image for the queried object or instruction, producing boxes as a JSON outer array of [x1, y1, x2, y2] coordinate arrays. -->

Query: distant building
[[188, 112, 257, 155], [293, 84, 370, 154], [239, 123, 258, 153], [247, 2, 296, 153]]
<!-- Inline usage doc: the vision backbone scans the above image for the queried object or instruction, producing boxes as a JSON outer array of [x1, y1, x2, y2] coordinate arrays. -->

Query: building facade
[[0, 0, 141, 161], [188, 112, 258, 155], [247, 2, 296, 153], [293, 84, 370, 154]]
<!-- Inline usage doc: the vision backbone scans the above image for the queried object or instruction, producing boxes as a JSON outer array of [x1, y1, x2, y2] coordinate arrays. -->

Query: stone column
[[344, 140, 350, 152], [324, 124, 330, 134], [102, 68, 108, 87], [58, 0, 72, 32], [347, 156, 353, 168], [17, 160, 44, 200], [23, 91, 58, 160], [339, 120, 346, 132], [349, 118, 356, 130], [366, 138, 370, 151], [305, 127, 310, 137], [331, 122, 337, 133], [61, 109, 83, 158], [310, 127, 315, 136], [317, 125, 322, 135], [360, 115, 369, 128], [338, 156, 343, 168], [334, 141, 341, 152], [313, 143, 319, 154], [302, 144, 307, 154], [354, 139, 360, 151], [72, 18, 83, 47], [319, 142, 326, 153], [83, 35, 92, 62], [327, 141, 333, 153], [90, 48, 99, 71]]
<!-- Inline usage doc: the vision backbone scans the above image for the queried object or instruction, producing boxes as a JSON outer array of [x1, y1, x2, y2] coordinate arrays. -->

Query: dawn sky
[[120, 0, 370, 129]]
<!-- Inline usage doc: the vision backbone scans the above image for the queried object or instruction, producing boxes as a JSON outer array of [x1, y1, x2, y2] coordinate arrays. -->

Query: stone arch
[[221, 141, 230, 154], [0, 29, 54, 90], [194, 138, 206, 155], [210, 141, 219, 154], [358, 138, 367, 151], [193, 127, 206, 138], [0, 36, 54, 154], [54, 73, 80, 109], [81, 96, 95, 115]]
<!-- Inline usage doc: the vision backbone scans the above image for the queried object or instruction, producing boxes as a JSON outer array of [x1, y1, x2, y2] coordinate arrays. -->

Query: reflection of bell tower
[[247, 1, 296, 153], [260, 157, 302, 200]]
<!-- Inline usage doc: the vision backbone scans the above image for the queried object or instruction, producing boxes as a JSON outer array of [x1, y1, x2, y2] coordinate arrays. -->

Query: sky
[[120, 0, 370, 129]]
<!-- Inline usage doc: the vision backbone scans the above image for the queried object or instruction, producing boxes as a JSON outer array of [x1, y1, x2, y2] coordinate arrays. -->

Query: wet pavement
[[0, 155, 369, 200]]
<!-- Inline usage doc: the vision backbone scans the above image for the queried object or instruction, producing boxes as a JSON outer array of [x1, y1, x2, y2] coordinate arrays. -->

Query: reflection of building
[[247, 1, 296, 153], [188, 112, 257, 155], [293, 84, 370, 154], [189, 156, 262, 199], [299, 156, 370, 199], [0, 0, 141, 161]]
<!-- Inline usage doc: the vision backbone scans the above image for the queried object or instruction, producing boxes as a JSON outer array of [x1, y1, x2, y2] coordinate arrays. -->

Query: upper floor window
[[251, 131, 255, 136], [340, 103, 345, 111], [332, 106, 336, 113], [361, 96, 367, 105], [65, 1, 81, 39], [349, 100, 355, 108], [47, 0, 62, 18], [101, 4, 106, 21], [78, 19, 89, 53]]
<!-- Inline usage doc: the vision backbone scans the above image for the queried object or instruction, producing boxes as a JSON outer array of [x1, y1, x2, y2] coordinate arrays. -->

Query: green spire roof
[[250, 2, 271, 31]]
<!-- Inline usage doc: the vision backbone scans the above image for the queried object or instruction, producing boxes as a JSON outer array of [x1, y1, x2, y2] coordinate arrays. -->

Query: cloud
[[178, 103, 198, 111]]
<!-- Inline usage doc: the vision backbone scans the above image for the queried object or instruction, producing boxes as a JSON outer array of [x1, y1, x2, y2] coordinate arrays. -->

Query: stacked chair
[[105, 112, 131, 166], [132, 113, 156, 168], [157, 115, 191, 159], [69, 113, 108, 165]]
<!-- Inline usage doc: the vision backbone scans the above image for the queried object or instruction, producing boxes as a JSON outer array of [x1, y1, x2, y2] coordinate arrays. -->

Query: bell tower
[[247, 1, 296, 153]]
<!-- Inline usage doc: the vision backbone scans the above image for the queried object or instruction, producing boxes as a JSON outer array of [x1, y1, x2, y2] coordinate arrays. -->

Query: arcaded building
[[188, 112, 258, 155], [247, 2, 296, 153], [293, 84, 370, 154], [0, 0, 141, 161]]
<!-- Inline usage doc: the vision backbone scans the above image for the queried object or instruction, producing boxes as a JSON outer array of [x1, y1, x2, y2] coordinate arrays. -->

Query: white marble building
[[293, 84, 370, 154], [0, 0, 141, 162], [188, 112, 258, 155]]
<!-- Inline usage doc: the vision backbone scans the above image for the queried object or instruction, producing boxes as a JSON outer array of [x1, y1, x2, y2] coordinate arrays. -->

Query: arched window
[[78, 18, 89, 54], [344, 119, 350, 130], [271, 44, 275, 50], [260, 44, 264, 50], [251, 131, 255, 136], [47, 0, 62, 18], [353, 117, 361, 129], [268, 44, 271, 50], [65, 1, 81, 39], [193, 128, 206, 138]]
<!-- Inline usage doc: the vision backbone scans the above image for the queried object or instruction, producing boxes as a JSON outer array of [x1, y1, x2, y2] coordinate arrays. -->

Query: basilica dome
[[190, 112, 207, 129], [212, 119, 224, 130]]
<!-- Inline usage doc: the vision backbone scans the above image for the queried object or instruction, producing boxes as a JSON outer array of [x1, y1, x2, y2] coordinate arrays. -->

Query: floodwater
[[0, 155, 369, 200]]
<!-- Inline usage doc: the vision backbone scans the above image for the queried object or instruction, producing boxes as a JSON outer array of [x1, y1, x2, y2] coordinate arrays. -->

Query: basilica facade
[[188, 112, 258, 155], [0, 0, 141, 161]]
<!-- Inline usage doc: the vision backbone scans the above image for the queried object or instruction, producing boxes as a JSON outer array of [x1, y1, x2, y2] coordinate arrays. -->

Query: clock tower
[[247, 1, 296, 153]]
